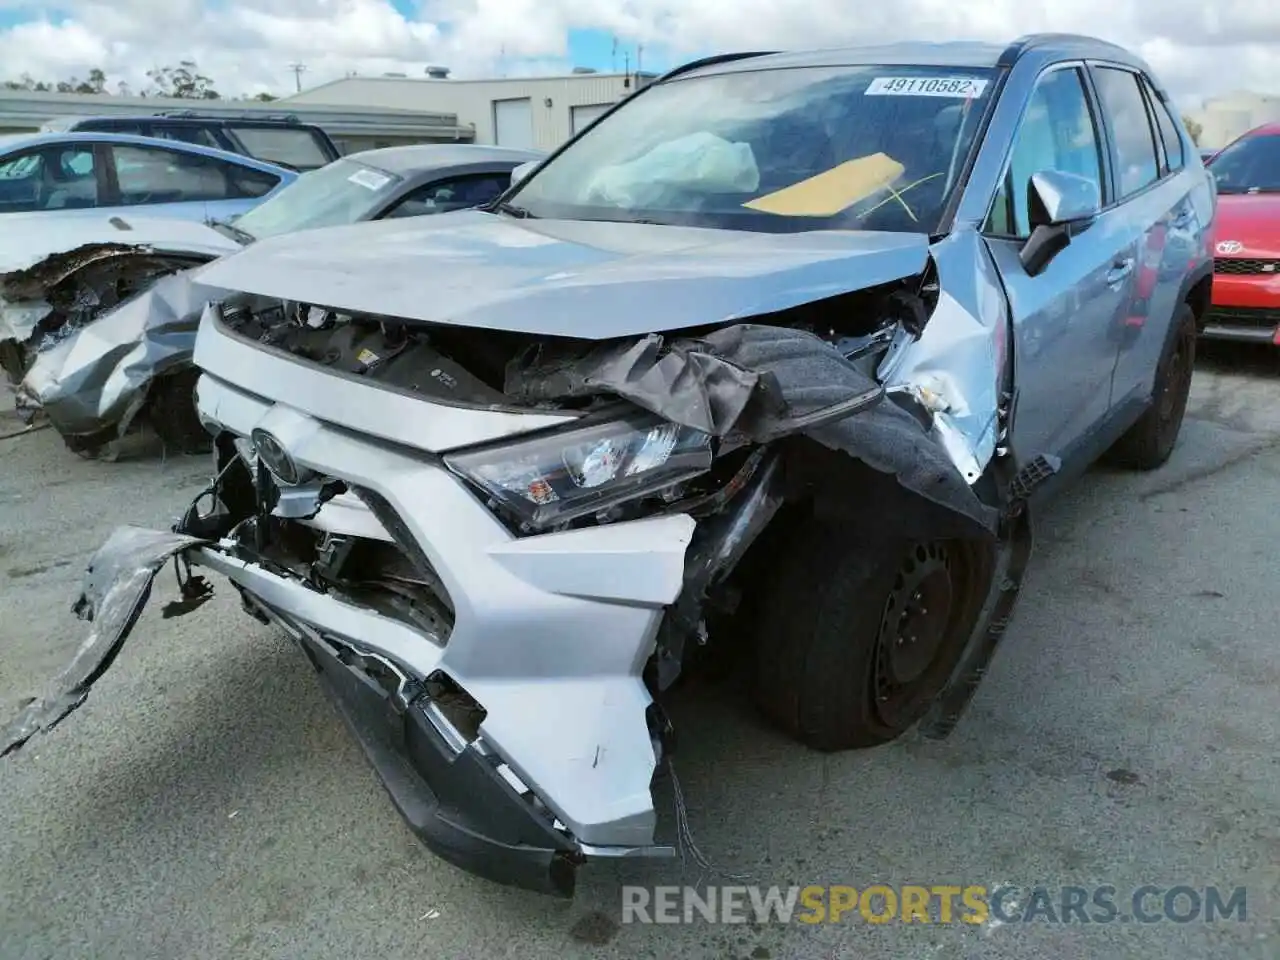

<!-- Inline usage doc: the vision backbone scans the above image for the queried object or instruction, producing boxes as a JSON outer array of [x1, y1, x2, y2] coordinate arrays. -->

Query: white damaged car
[[3, 37, 1212, 896]]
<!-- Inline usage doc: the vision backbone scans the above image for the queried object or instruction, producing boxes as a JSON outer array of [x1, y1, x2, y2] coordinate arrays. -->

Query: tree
[[145, 61, 220, 99], [1182, 115, 1203, 146], [4, 67, 109, 94], [2, 63, 261, 99]]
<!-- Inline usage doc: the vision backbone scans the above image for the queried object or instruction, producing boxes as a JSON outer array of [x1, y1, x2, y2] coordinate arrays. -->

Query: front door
[[981, 63, 1131, 466]]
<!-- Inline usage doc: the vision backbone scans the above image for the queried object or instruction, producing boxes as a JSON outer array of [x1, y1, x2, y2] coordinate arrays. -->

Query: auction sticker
[[348, 169, 392, 190], [865, 76, 988, 98]]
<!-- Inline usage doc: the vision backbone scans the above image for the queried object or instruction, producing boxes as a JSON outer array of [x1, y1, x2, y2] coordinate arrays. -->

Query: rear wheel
[[752, 520, 988, 750], [1107, 303, 1196, 470], [148, 368, 210, 455]]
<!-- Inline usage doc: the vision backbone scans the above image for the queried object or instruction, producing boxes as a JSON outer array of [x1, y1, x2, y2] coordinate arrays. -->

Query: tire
[[752, 520, 984, 751], [1107, 303, 1196, 470], [148, 368, 210, 455], [0, 340, 27, 386]]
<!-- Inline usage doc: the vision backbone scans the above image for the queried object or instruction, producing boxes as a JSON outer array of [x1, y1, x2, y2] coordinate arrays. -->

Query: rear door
[[1093, 65, 1204, 405], [982, 63, 1131, 465]]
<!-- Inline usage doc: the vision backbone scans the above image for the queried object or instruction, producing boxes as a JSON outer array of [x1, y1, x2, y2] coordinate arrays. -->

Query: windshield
[[232, 158, 402, 240], [507, 64, 995, 233], [1208, 134, 1280, 194]]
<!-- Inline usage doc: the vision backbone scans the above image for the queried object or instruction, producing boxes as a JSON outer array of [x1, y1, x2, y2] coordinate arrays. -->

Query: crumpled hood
[[0, 213, 236, 278], [197, 210, 932, 339]]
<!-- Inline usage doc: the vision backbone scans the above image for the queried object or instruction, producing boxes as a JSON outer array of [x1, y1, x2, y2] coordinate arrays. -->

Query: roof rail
[[656, 50, 778, 83], [999, 32, 1130, 66], [152, 110, 303, 123]]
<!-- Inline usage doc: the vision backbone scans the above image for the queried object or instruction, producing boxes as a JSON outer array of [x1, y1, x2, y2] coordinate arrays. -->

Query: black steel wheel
[[1107, 303, 1197, 470], [753, 520, 991, 751]]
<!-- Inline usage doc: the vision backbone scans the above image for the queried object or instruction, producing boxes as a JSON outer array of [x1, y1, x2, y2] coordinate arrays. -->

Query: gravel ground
[[2, 342, 1278, 960]]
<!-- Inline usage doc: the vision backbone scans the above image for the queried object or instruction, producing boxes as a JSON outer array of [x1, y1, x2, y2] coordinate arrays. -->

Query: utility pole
[[288, 62, 307, 93], [636, 44, 643, 78]]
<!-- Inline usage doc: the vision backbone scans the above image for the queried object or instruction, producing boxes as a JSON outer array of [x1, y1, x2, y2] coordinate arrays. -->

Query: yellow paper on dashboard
[[743, 153, 905, 217]]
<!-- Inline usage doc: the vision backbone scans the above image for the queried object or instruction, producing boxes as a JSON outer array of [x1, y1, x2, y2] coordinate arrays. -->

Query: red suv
[[1204, 123, 1280, 344]]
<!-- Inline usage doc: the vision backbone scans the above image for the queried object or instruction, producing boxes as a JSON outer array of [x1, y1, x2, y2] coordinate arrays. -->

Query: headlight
[[444, 413, 714, 528]]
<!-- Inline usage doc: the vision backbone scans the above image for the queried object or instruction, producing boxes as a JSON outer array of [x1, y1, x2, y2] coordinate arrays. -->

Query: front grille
[[1203, 306, 1280, 329], [1214, 258, 1280, 275]]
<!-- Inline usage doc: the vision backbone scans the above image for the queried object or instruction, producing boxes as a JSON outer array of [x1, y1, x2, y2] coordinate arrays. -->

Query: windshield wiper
[[492, 201, 537, 219], [208, 218, 256, 245]]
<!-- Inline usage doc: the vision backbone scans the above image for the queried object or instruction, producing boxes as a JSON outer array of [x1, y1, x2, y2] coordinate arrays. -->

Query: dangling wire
[[667, 756, 754, 884]]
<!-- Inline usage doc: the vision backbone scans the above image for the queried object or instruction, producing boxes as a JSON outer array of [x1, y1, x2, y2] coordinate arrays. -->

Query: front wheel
[[752, 520, 989, 751], [1106, 303, 1196, 470]]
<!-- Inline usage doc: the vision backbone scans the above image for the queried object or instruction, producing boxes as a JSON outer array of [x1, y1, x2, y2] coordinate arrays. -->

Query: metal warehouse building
[[1189, 90, 1280, 149], [282, 69, 657, 151], [0, 90, 471, 154]]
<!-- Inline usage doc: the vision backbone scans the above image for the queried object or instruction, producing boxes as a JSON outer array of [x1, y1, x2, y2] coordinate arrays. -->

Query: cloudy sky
[[0, 0, 1276, 110]]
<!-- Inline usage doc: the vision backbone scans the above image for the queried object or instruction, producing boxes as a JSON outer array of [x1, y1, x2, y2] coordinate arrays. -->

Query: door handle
[[1106, 258, 1134, 284]]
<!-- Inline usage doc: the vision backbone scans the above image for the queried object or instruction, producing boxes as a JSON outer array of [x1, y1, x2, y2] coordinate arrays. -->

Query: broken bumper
[[270, 619, 585, 896], [3, 502, 684, 895]]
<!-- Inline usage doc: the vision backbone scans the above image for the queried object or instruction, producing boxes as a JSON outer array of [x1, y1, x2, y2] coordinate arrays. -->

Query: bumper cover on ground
[[294, 627, 582, 897]]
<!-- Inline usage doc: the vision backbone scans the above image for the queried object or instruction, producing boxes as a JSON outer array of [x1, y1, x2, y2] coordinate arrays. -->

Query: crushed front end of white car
[[1, 214, 239, 452], [3, 212, 1037, 896]]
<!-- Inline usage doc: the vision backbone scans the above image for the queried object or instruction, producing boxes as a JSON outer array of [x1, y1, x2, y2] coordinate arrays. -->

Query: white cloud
[[1, 0, 1278, 107]]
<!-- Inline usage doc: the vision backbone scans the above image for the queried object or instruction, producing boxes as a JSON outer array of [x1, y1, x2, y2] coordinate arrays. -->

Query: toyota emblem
[[1216, 240, 1244, 255]]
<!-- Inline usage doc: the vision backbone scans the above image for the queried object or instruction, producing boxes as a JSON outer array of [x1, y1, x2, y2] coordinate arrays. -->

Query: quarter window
[[986, 67, 1104, 239], [1093, 67, 1161, 197], [1142, 78, 1185, 172]]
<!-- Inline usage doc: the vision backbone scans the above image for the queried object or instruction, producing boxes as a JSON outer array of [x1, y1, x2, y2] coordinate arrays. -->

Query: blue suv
[[9, 34, 1214, 898]]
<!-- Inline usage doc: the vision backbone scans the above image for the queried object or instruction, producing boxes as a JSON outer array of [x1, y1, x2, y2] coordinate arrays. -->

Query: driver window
[[987, 67, 1104, 239]]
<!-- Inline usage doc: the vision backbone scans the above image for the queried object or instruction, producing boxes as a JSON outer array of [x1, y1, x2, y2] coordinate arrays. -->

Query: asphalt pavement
[[2, 342, 1278, 960]]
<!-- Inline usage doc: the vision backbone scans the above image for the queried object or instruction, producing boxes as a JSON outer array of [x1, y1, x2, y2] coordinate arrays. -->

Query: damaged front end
[[16, 268, 236, 455], [1, 220, 238, 451], [4, 227, 1037, 896]]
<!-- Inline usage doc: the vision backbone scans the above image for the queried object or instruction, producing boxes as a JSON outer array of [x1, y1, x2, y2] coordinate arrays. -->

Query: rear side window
[[76, 119, 143, 135], [227, 126, 331, 170], [110, 144, 254, 203], [1093, 67, 1160, 198], [1142, 79, 1185, 172], [152, 124, 222, 149]]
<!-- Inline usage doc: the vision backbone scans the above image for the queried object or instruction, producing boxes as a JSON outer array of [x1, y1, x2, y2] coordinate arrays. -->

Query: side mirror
[[509, 161, 537, 187], [1028, 169, 1100, 228], [1020, 170, 1101, 276]]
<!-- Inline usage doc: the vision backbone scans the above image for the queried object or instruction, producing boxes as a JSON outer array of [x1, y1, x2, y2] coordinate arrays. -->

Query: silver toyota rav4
[[6, 35, 1214, 896]]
